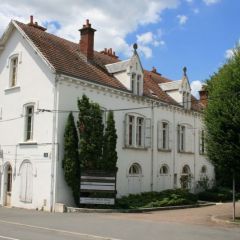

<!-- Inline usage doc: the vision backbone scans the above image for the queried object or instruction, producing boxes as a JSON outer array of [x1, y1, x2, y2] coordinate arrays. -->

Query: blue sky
[[0, 0, 238, 97]]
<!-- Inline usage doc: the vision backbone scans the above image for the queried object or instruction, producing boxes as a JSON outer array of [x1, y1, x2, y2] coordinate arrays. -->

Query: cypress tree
[[102, 110, 118, 172], [62, 112, 80, 205], [78, 94, 104, 170]]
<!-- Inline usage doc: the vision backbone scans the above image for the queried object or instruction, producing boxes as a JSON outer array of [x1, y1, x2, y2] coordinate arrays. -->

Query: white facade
[[0, 20, 214, 211]]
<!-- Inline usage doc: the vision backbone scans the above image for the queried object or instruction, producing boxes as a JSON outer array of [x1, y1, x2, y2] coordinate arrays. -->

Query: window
[[137, 75, 141, 95], [129, 163, 142, 175], [177, 125, 185, 152], [180, 165, 191, 189], [9, 56, 18, 87], [160, 165, 169, 175], [19, 161, 33, 203], [125, 114, 151, 148], [158, 121, 170, 150], [131, 73, 136, 93], [201, 165, 207, 174], [136, 117, 144, 147], [199, 129, 206, 154], [25, 105, 34, 141], [128, 115, 134, 146]]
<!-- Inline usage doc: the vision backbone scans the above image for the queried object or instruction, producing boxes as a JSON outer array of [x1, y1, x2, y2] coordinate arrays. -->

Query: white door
[[128, 176, 142, 194], [157, 174, 171, 191]]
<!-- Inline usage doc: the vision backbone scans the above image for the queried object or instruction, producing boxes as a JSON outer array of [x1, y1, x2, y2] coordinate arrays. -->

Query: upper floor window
[[177, 125, 185, 152], [125, 113, 151, 149], [199, 129, 206, 154], [9, 56, 18, 87], [131, 73, 136, 93], [137, 75, 141, 95], [158, 121, 170, 150], [25, 105, 34, 141]]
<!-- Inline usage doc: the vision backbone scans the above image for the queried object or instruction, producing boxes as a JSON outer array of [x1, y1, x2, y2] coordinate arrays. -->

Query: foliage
[[62, 112, 80, 205], [78, 94, 104, 170], [204, 45, 240, 187], [197, 187, 240, 202], [115, 189, 198, 209], [102, 110, 118, 171], [180, 174, 192, 189], [196, 175, 211, 191]]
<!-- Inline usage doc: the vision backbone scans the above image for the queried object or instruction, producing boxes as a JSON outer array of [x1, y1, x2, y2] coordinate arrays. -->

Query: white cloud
[[177, 15, 188, 25], [203, 0, 220, 5], [225, 49, 234, 59], [0, 0, 180, 59], [191, 80, 203, 99], [137, 32, 154, 45]]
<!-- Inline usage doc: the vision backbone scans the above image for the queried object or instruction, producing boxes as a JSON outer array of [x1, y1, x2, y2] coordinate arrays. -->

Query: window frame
[[128, 163, 142, 176], [158, 120, 170, 150], [24, 104, 35, 142], [9, 54, 19, 88], [160, 164, 169, 175], [178, 124, 186, 152]]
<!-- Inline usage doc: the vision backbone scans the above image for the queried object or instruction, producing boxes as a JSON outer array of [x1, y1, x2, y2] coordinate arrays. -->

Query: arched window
[[160, 165, 169, 175], [129, 163, 142, 175], [182, 165, 190, 174], [201, 165, 207, 174], [19, 161, 33, 203], [180, 165, 191, 189]]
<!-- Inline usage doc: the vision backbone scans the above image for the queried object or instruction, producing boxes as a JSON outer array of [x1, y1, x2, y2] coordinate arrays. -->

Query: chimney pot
[[30, 15, 33, 24], [79, 19, 96, 60]]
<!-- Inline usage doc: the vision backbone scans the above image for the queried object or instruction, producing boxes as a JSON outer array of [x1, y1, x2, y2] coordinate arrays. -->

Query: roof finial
[[183, 66, 187, 76], [133, 43, 138, 53]]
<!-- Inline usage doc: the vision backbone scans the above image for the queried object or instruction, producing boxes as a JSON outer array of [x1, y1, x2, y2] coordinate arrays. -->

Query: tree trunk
[[233, 172, 236, 221]]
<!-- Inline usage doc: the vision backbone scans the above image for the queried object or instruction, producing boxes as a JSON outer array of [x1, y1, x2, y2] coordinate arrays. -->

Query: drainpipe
[[173, 109, 176, 188], [193, 113, 197, 192], [150, 101, 154, 191], [50, 75, 59, 212]]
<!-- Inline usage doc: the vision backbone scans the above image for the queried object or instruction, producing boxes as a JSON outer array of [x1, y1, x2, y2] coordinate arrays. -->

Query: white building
[[0, 16, 214, 211]]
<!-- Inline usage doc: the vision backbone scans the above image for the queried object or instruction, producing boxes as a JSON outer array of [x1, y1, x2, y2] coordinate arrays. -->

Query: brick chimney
[[79, 19, 96, 60], [199, 84, 208, 107], [28, 15, 47, 31]]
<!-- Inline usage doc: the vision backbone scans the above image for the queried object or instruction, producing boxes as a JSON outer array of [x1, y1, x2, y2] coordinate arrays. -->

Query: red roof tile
[[14, 21, 201, 111]]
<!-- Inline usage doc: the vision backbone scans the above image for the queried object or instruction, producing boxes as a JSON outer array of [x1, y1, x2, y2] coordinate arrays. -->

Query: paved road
[[0, 203, 239, 240]]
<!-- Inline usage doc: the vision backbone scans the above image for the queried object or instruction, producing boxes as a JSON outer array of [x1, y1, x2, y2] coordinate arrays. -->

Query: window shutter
[[157, 121, 162, 149], [144, 118, 151, 148], [19, 163, 27, 202], [26, 163, 33, 203], [199, 130, 203, 154], [168, 123, 172, 150], [186, 126, 194, 153], [124, 114, 129, 147]]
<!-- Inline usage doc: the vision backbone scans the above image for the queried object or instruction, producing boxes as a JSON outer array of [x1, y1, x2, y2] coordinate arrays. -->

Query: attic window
[[9, 56, 18, 87]]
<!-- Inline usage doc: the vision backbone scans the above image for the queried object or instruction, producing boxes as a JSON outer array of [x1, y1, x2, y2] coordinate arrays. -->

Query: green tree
[[78, 94, 104, 170], [62, 112, 80, 206], [204, 46, 240, 221], [102, 110, 118, 171]]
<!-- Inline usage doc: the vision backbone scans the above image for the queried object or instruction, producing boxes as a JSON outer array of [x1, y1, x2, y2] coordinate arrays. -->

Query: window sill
[[178, 151, 194, 155], [158, 149, 171, 152], [19, 141, 37, 146], [4, 86, 20, 93], [123, 146, 148, 151]]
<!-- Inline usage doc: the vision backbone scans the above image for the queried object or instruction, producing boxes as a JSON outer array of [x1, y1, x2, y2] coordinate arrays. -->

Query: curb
[[66, 202, 216, 213], [211, 215, 240, 225]]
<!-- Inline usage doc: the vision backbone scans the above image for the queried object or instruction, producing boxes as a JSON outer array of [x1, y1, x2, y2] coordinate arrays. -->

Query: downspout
[[173, 109, 176, 188], [150, 101, 154, 191], [193, 113, 197, 192], [50, 74, 59, 212]]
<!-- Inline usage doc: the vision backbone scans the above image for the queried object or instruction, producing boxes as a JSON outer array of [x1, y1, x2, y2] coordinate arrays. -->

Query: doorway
[[4, 164, 12, 206]]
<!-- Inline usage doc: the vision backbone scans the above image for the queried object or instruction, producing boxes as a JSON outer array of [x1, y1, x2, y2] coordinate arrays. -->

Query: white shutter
[[168, 123, 172, 150], [157, 121, 162, 149], [199, 130, 203, 154], [144, 118, 151, 148], [19, 163, 27, 202], [124, 114, 129, 147], [26, 163, 33, 203], [186, 126, 194, 153]]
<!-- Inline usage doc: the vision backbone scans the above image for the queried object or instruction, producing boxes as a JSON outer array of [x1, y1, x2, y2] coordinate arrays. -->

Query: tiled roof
[[14, 21, 201, 111]]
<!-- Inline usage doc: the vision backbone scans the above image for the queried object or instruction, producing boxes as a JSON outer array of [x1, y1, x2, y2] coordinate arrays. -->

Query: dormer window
[[131, 73, 136, 93], [9, 56, 18, 87], [137, 75, 141, 95]]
